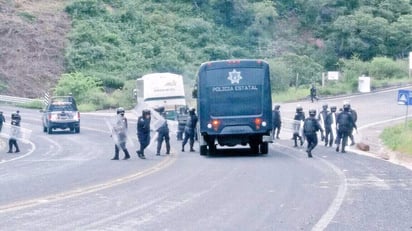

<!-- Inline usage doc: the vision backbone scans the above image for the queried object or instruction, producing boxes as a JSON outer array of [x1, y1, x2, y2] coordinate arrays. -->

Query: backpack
[[337, 112, 351, 130], [303, 118, 316, 134], [350, 109, 358, 123]]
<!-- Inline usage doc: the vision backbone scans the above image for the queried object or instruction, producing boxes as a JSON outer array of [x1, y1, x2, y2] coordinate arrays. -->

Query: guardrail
[[0, 95, 39, 104]]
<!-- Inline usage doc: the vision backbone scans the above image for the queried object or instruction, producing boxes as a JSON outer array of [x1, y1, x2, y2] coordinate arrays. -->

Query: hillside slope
[[0, 0, 69, 97]]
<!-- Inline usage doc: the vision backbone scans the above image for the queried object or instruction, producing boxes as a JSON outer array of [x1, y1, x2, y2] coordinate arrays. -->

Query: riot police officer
[[272, 104, 281, 139], [137, 109, 151, 159], [7, 111, 21, 153], [318, 103, 329, 142], [111, 107, 130, 160], [293, 105, 305, 147], [310, 84, 319, 102], [176, 106, 188, 140], [303, 109, 324, 158], [348, 105, 358, 146], [0, 111, 5, 132], [182, 108, 198, 152], [336, 103, 357, 153], [155, 106, 170, 155], [325, 105, 337, 147]]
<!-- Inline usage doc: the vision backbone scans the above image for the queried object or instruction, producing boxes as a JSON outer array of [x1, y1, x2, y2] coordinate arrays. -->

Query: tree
[[54, 72, 103, 103]]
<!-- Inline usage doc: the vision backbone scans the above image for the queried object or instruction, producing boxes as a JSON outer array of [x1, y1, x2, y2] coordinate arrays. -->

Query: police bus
[[193, 59, 273, 155]]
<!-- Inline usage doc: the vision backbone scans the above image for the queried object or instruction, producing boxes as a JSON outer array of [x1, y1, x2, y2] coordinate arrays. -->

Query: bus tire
[[260, 142, 269, 154], [200, 145, 208, 156], [250, 142, 259, 154]]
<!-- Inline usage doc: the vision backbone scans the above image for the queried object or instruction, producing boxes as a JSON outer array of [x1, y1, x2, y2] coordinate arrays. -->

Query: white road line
[[0, 139, 35, 164], [312, 158, 348, 231], [273, 143, 348, 231]]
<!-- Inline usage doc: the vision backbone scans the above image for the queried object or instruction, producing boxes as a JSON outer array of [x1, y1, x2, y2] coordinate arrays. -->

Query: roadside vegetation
[[53, 0, 412, 110], [381, 121, 412, 156], [2, 1, 412, 109]]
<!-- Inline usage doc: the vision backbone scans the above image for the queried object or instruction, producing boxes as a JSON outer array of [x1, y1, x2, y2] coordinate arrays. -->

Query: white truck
[[136, 73, 186, 120]]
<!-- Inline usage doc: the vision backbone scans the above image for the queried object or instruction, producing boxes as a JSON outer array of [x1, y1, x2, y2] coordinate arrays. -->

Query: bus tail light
[[208, 119, 221, 131], [254, 118, 262, 129]]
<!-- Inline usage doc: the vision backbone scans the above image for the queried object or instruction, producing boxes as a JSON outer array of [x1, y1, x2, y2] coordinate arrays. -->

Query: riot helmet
[[142, 109, 151, 117], [322, 104, 328, 110], [296, 105, 303, 113], [343, 102, 350, 112], [330, 106, 337, 112], [274, 104, 280, 110], [11, 112, 20, 122], [116, 107, 125, 115], [154, 106, 165, 114], [309, 109, 316, 117]]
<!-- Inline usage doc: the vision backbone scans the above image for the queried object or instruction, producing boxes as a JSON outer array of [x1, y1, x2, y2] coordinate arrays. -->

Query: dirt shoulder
[[0, 0, 70, 98], [355, 122, 412, 170]]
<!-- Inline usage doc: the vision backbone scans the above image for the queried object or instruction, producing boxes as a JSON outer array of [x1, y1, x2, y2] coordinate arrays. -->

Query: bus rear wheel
[[200, 145, 208, 156], [260, 143, 269, 154], [250, 142, 259, 154]]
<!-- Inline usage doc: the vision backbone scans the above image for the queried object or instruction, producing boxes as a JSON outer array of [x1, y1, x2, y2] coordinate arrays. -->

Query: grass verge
[[380, 121, 412, 156]]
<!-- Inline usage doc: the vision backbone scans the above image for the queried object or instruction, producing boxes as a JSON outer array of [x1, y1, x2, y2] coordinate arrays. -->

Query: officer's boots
[[111, 151, 119, 160], [136, 150, 146, 159], [123, 149, 130, 160]]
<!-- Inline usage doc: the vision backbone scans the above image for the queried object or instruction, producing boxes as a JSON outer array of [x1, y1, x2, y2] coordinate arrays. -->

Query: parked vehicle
[[136, 73, 186, 119], [41, 96, 80, 134]]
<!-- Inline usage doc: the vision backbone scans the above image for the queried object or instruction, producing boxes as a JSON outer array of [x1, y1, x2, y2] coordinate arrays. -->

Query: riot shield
[[0, 124, 32, 142], [105, 114, 128, 148]]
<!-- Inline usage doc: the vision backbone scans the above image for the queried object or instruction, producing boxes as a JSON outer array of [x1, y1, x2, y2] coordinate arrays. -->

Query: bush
[[369, 57, 408, 79], [381, 121, 412, 155], [54, 72, 104, 105], [17, 100, 44, 109], [65, 0, 107, 19], [78, 103, 98, 112]]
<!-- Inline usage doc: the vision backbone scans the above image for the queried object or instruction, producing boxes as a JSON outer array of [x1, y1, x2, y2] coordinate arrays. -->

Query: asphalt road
[[0, 88, 411, 231]]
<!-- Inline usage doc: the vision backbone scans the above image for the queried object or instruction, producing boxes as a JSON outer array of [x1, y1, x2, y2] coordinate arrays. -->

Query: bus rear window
[[207, 85, 262, 116], [204, 68, 264, 116]]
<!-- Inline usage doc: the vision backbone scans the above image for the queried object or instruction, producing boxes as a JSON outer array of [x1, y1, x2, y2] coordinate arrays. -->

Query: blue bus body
[[196, 59, 273, 155]]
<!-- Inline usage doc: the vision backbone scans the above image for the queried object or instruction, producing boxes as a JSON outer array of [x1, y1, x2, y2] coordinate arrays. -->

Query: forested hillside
[[1, 0, 412, 107]]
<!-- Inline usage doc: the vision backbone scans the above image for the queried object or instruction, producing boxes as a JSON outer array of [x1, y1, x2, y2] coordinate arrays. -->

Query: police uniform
[[272, 105, 281, 139], [349, 107, 358, 145], [111, 107, 130, 160], [182, 108, 198, 152], [325, 106, 337, 147], [8, 111, 21, 153], [137, 109, 151, 159], [155, 107, 170, 155], [303, 109, 324, 158], [335, 103, 357, 153], [310, 84, 319, 102], [293, 106, 305, 147], [0, 111, 5, 132], [318, 104, 329, 145]]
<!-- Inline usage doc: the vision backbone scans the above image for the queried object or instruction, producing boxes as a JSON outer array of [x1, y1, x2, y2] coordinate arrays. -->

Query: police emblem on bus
[[227, 69, 242, 84]]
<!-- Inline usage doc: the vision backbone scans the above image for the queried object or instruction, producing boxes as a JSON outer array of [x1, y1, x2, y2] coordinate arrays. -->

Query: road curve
[[0, 88, 411, 230]]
